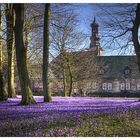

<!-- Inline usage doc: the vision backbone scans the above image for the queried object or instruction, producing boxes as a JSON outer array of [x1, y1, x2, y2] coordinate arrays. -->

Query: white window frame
[[92, 82, 97, 89], [102, 83, 107, 90], [126, 83, 130, 90], [108, 83, 112, 91], [87, 83, 91, 89], [120, 83, 125, 90], [137, 85, 140, 91]]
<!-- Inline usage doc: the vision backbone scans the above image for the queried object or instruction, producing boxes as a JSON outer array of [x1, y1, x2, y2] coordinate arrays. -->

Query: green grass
[[40, 109, 140, 137], [74, 111, 140, 136], [1, 109, 140, 136]]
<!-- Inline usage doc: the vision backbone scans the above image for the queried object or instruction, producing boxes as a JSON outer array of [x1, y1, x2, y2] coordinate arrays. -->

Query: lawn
[[0, 96, 140, 137]]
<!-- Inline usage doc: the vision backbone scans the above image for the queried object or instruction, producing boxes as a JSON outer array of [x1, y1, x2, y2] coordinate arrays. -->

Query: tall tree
[[0, 4, 8, 101], [13, 4, 36, 105], [66, 56, 73, 97], [132, 4, 140, 72], [43, 4, 52, 102], [5, 4, 16, 98], [50, 5, 86, 96]]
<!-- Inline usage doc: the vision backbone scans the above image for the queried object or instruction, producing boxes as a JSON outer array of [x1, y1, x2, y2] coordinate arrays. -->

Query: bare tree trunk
[[132, 4, 140, 72], [13, 4, 36, 105], [61, 49, 67, 97], [67, 60, 73, 97], [63, 67, 67, 96], [0, 4, 8, 101], [43, 4, 52, 102], [132, 4, 140, 101], [25, 28, 29, 49], [5, 4, 16, 98]]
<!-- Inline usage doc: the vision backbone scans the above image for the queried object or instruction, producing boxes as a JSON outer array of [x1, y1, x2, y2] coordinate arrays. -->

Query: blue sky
[[69, 4, 136, 56]]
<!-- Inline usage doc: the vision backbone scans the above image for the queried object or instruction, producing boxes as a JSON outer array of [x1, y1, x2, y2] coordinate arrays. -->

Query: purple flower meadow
[[0, 96, 140, 136]]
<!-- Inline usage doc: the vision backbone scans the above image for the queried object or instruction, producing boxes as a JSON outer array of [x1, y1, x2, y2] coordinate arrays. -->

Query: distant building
[[50, 17, 140, 95]]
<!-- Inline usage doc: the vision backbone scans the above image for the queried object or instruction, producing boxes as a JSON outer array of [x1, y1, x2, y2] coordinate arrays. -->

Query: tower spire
[[89, 18, 103, 56], [94, 16, 96, 23]]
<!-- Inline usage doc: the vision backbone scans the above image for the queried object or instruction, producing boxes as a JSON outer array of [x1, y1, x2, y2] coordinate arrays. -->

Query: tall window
[[137, 85, 140, 91], [120, 83, 125, 90], [126, 83, 130, 90], [92, 82, 97, 89], [108, 83, 112, 90], [87, 83, 91, 89], [102, 83, 107, 90]]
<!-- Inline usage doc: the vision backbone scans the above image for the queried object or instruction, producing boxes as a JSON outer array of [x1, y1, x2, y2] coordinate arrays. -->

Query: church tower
[[89, 17, 103, 56]]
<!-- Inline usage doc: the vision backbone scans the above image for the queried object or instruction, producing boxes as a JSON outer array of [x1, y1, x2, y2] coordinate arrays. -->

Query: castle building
[[50, 17, 140, 95], [14, 18, 140, 95]]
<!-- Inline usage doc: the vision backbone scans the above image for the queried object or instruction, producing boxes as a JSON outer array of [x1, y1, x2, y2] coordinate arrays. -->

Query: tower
[[89, 17, 103, 56]]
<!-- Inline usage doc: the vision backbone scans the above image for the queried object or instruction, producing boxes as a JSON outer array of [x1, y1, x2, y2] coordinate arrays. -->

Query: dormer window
[[98, 69, 105, 75], [123, 66, 131, 76], [125, 69, 130, 75]]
